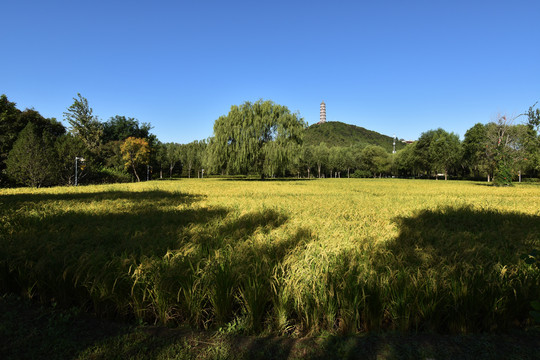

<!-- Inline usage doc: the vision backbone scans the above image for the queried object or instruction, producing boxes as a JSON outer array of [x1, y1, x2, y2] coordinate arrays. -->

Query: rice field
[[1, 179, 539, 334]]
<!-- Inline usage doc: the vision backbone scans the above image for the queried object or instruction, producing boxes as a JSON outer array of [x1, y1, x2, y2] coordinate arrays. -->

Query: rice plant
[[1, 179, 539, 334]]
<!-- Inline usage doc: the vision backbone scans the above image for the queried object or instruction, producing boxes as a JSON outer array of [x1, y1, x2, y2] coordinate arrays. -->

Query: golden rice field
[[1, 179, 539, 334]]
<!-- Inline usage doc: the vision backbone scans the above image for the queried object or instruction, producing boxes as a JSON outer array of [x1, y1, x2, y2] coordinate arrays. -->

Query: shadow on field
[[0, 189, 294, 309], [387, 206, 539, 270], [0, 189, 198, 204], [0, 189, 318, 358], [366, 206, 540, 332], [220, 178, 313, 182]]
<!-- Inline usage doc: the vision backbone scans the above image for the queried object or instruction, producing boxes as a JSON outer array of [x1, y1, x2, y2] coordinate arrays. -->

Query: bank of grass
[[0, 179, 539, 336]]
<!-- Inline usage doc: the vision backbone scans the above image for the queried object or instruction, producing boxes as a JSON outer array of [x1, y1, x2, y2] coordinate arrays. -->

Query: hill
[[304, 121, 407, 152]]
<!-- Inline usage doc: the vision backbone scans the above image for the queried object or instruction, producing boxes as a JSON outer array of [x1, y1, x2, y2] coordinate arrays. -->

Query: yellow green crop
[[1, 179, 539, 334]]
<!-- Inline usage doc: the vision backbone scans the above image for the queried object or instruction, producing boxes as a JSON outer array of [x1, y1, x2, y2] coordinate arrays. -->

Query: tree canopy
[[63, 93, 103, 152], [207, 100, 305, 177]]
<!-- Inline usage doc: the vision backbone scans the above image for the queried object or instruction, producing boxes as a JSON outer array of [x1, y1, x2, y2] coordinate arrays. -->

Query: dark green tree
[[102, 115, 152, 143], [6, 123, 57, 187], [429, 130, 461, 180], [462, 123, 489, 179], [395, 142, 419, 177], [524, 104, 540, 175], [207, 100, 305, 178], [54, 134, 88, 185], [1, 95, 65, 185], [360, 145, 391, 178]]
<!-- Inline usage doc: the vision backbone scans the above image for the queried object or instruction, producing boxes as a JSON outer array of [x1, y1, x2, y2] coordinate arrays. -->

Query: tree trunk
[[348, 168, 350, 178], [132, 162, 140, 182], [444, 169, 448, 181]]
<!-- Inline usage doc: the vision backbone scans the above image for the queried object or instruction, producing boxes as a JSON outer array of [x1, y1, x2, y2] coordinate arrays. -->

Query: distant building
[[318, 101, 326, 124]]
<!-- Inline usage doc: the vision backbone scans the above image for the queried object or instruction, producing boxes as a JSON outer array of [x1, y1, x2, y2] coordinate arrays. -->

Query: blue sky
[[2, 0, 539, 143]]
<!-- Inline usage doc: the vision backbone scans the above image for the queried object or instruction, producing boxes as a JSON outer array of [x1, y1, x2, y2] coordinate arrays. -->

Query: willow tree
[[207, 100, 305, 178]]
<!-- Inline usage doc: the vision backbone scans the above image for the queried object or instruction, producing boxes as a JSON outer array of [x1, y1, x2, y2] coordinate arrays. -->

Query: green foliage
[[429, 130, 461, 180], [5, 123, 57, 187], [352, 169, 371, 178], [395, 142, 419, 177], [63, 93, 103, 152], [462, 123, 490, 178], [360, 145, 391, 177], [521, 249, 540, 323], [0, 95, 66, 186], [304, 121, 405, 152], [93, 167, 132, 184], [164, 142, 183, 178], [54, 134, 88, 185], [493, 150, 514, 187], [207, 100, 305, 177], [414, 128, 460, 179], [179, 140, 206, 178], [102, 115, 152, 143]]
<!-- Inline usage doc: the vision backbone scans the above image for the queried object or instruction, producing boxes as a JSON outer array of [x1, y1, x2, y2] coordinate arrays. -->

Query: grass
[[1, 179, 539, 338], [2, 293, 540, 360]]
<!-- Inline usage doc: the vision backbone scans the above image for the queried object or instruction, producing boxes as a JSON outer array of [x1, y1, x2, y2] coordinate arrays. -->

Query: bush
[[91, 167, 132, 184], [352, 170, 371, 178]]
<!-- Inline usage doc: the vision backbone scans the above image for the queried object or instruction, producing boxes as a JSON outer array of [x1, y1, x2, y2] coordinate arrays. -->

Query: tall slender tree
[[63, 93, 103, 152]]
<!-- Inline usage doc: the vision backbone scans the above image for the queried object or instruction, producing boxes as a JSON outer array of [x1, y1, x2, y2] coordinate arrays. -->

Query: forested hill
[[304, 121, 407, 152]]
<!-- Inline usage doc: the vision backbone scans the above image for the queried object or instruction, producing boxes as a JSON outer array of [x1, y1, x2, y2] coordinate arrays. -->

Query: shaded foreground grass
[[2, 294, 539, 360], [0, 179, 539, 337]]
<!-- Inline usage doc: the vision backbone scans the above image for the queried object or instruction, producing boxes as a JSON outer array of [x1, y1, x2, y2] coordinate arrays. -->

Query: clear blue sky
[[2, 0, 539, 143]]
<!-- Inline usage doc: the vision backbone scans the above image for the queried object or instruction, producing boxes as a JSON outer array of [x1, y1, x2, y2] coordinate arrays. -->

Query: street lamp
[[75, 156, 85, 186]]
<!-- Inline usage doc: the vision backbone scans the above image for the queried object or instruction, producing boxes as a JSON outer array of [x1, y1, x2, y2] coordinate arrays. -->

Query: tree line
[[1, 94, 539, 187], [0, 94, 206, 187]]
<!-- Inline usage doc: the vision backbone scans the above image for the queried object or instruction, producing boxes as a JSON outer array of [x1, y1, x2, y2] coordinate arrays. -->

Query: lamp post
[[75, 156, 85, 186]]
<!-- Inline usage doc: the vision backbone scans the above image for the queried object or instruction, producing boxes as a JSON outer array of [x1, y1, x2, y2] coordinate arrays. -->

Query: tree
[[1, 95, 65, 185], [486, 115, 527, 186], [524, 104, 540, 174], [63, 93, 103, 152], [207, 100, 305, 178], [429, 130, 461, 180], [341, 147, 356, 178], [102, 115, 153, 143], [6, 123, 57, 187], [395, 142, 418, 177], [312, 143, 329, 178], [120, 137, 150, 182], [301, 145, 315, 178], [414, 128, 461, 179], [360, 145, 391, 177], [55, 134, 88, 185], [154, 142, 167, 179], [462, 123, 489, 179], [164, 143, 182, 178]]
